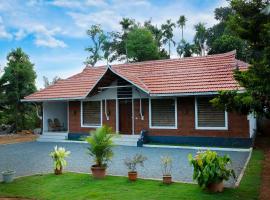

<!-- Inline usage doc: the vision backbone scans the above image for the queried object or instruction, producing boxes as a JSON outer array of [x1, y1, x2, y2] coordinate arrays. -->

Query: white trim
[[42, 102, 45, 134], [139, 98, 144, 120], [149, 98, 178, 129], [67, 101, 69, 133], [21, 97, 85, 102], [195, 97, 228, 130], [104, 99, 109, 120], [150, 90, 245, 97], [132, 99, 134, 135], [116, 98, 119, 133], [80, 100, 102, 128]]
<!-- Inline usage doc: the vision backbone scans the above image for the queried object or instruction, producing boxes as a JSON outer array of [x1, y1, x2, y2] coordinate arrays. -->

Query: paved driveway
[[0, 142, 250, 187]]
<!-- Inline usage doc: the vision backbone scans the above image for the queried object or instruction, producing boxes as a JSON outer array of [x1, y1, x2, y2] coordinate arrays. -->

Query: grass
[[0, 150, 263, 200]]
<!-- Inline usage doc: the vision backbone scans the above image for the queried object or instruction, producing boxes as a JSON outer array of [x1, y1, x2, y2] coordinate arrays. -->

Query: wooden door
[[119, 99, 132, 134]]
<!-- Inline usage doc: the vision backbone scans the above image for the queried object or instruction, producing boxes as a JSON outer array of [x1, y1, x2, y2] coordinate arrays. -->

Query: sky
[[0, 0, 228, 89]]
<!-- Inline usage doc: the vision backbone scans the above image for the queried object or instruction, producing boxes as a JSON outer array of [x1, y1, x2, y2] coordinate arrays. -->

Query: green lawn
[[0, 150, 263, 200]]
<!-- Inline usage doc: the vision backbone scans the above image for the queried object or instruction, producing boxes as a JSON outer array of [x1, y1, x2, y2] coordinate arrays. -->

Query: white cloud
[[68, 10, 121, 31], [50, 0, 83, 9], [85, 0, 108, 7], [14, 29, 27, 40], [0, 16, 12, 39], [35, 36, 67, 48]]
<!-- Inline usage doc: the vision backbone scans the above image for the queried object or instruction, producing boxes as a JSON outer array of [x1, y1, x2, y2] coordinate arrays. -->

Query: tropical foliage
[[86, 125, 114, 167], [124, 154, 147, 172], [188, 150, 235, 189], [161, 156, 172, 176], [50, 146, 71, 170]]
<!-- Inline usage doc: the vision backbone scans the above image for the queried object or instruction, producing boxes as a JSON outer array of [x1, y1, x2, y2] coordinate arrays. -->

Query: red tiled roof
[[23, 51, 248, 101]]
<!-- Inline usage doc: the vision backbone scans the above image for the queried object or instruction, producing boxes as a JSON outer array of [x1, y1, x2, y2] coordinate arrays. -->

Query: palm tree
[[177, 15, 187, 40], [193, 22, 207, 56], [161, 19, 176, 58], [177, 39, 193, 58], [120, 18, 134, 62]]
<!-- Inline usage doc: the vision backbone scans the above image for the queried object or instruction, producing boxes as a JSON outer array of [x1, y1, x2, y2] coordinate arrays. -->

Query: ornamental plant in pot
[[188, 150, 235, 193], [2, 170, 16, 183], [50, 146, 70, 175], [161, 156, 173, 184], [124, 154, 147, 181], [86, 125, 114, 179]]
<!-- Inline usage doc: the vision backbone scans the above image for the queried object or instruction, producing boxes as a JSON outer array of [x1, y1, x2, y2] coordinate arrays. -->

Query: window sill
[[195, 127, 228, 131]]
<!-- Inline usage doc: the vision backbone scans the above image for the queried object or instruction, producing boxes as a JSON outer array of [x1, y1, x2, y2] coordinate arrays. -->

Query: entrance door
[[119, 99, 132, 134]]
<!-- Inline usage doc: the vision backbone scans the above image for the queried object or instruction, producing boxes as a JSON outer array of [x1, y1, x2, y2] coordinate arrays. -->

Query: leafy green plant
[[124, 154, 147, 172], [188, 150, 235, 188], [50, 146, 70, 170], [161, 156, 172, 176], [86, 125, 114, 167]]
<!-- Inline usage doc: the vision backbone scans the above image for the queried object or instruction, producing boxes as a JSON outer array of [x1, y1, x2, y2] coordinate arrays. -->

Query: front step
[[37, 132, 68, 142], [112, 135, 140, 146]]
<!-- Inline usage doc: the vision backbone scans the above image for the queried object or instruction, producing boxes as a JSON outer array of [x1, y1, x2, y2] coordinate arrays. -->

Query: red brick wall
[[69, 97, 250, 138], [68, 100, 116, 133], [133, 97, 249, 138]]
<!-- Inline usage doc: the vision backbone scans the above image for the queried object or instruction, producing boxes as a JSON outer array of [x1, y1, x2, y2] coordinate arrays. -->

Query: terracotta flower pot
[[54, 167, 62, 175], [91, 165, 106, 179], [128, 171, 137, 181], [163, 175, 172, 184], [207, 181, 224, 193]]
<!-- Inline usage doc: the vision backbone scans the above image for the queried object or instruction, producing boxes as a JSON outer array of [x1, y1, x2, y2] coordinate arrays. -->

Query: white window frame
[[149, 98, 178, 129], [195, 97, 228, 130], [81, 100, 103, 128]]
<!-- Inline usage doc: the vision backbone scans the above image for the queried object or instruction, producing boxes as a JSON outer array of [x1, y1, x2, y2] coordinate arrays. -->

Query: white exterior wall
[[43, 102, 68, 132], [248, 114, 257, 138]]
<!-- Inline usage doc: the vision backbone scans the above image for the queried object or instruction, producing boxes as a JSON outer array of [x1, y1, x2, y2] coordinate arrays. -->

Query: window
[[195, 97, 227, 130], [149, 98, 177, 129], [81, 101, 102, 127]]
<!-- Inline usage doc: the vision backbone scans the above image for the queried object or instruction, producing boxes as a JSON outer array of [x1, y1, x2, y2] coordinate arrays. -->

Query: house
[[22, 51, 256, 147]]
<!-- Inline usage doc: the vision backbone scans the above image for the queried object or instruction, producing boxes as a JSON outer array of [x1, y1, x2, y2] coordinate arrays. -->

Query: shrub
[[188, 150, 235, 188], [161, 156, 172, 176], [50, 146, 70, 170], [86, 125, 114, 167], [124, 154, 147, 172]]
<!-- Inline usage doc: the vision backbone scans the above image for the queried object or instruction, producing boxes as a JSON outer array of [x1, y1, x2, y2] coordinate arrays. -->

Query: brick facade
[[68, 97, 250, 138]]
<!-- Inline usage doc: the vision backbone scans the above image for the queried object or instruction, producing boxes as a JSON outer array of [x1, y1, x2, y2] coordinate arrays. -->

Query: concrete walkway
[[0, 142, 250, 187]]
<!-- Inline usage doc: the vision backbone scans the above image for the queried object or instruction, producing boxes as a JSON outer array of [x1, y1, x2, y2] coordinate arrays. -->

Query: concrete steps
[[37, 132, 68, 142], [112, 135, 140, 146]]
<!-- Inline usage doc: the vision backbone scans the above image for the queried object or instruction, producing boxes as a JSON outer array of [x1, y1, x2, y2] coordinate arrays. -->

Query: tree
[[208, 34, 248, 60], [144, 20, 169, 59], [120, 18, 135, 62], [177, 15, 187, 40], [126, 27, 159, 62], [85, 25, 107, 66], [177, 39, 194, 58], [212, 0, 270, 118], [194, 22, 207, 56], [206, 6, 248, 60], [0, 48, 37, 131], [161, 19, 176, 58], [43, 76, 61, 88]]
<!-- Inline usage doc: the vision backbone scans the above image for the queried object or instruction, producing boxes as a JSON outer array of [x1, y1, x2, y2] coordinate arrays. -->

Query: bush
[[188, 150, 235, 188], [86, 125, 114, 167], [50, 146, 70, 170]]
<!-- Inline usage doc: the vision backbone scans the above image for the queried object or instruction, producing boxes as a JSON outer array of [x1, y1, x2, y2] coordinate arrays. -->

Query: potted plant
[[86, 125, 114, 179], [124, 154, 147, 181], [161, 156, 172, 184], [188, 150, 235, 192], [2, 170, 16, 183], [50, 146, 70, 175]]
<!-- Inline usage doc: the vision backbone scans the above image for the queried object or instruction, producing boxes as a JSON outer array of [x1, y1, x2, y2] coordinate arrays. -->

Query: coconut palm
[[177, 15, 187, 40], [120, 18, 134, 62], [194, 22, 207, 56], [161, 19, 176, 58]]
